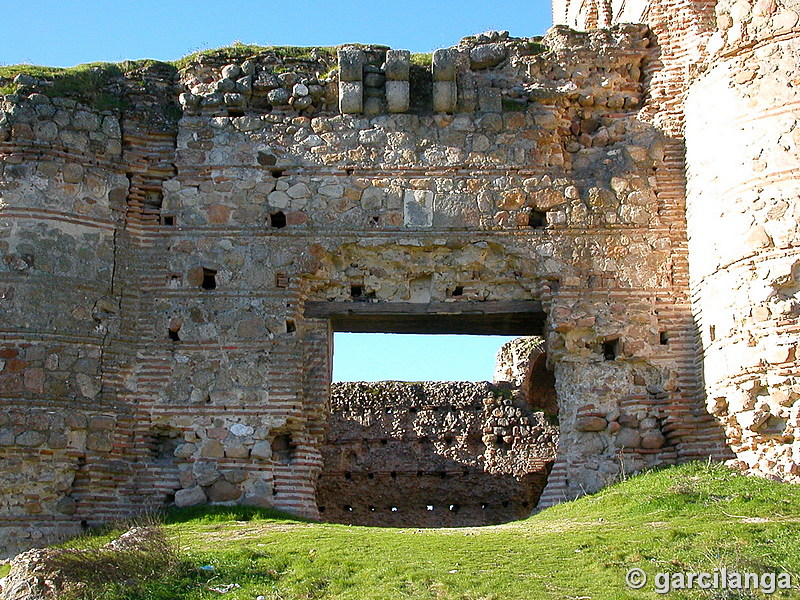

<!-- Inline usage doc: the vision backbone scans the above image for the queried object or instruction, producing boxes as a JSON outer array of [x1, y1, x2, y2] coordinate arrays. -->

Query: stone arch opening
[[306, 302, 560, 527], [494, 337, 559, 419]]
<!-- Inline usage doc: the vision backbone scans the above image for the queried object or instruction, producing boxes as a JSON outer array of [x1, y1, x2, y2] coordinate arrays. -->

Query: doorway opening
[[309, 302, 558, 527]]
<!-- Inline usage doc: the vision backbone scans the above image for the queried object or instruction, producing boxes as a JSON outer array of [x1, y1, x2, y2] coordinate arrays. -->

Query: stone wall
[[554, 0, 800, 487], [685, 0, 800, 482], [553, 0, 717, 135], [0, 91, 131, 555], [0, 23, 734, 556], [318, 381, 557, 527], [493, 336, 560, 415]]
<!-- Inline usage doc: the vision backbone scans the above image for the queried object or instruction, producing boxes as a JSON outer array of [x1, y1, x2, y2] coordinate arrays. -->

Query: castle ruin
[[0, 0, 798, 557]]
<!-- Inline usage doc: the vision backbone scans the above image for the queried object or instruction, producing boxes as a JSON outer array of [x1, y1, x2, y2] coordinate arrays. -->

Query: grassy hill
[[5, 462, 800, 599]]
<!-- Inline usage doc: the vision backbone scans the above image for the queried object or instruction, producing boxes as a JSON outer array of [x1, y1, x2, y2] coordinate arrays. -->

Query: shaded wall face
[[552, 0, 800, 490], [685, 0, 800, 483], [527, 354, 560, 416], [317, 382, 557, 527], [0, 24, 713, 555], [0, 98, 132, 556], [492, 337, 559, 416]]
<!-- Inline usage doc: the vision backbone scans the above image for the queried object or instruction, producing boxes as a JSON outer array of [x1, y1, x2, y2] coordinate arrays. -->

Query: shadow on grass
[[163, 504, 312, 526]]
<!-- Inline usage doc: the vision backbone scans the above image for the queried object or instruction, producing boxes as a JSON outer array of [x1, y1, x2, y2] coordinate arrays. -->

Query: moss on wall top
[[0, 60, 172, 110]]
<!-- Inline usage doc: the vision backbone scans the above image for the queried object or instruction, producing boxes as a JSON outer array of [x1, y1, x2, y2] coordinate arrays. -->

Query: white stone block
[[339, 81, 363, 114], [386, 81, 409, 113]]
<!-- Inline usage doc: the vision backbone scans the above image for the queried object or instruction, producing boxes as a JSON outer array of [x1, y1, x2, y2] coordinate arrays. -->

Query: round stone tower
[[684, 0, 800, 481]]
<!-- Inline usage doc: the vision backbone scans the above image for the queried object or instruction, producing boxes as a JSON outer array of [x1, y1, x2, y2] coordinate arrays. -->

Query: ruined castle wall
[[318, 381, 557, 527], [0, 96, 134, 555], [493, 336, 560, 414], [170, 27, 706, 509], [0, 24, 729, 555], [553, 0, 650, 30], [554, 0, 800, 488], [494, 336, 547, 388], [685, 0, 800, 482], [553, 0, 717, 135]]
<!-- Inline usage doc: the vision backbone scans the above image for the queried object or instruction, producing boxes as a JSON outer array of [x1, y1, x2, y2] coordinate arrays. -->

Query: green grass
[[173, 43, 337, 71], [1, 43, 340, 103], [524, 40, 548, 55], [0, 36, 548, 104], [0, 64, 63, 96], [2, 41, 533, 107], [410, 53, 433, 68], [172, 43, 270, 69], [0, 60, 170, 109], [31, 462, 800, 600], [0, 42, 339, 107]]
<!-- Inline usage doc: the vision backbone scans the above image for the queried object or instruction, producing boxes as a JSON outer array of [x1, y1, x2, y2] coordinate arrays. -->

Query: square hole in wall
[[269, 211, 287, 229], [602, 338, 620, 361], [527, 210, 547, 228], [272, 433, 294, 464], [201, 268, 217, 290], [149, 428, 181, 464], [348, 284, 376, 302], [160, 215, 176, 227]]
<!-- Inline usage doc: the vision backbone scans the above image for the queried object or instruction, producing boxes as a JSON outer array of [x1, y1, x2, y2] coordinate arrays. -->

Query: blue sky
[[2, 0, 554, 67], [333, 334, 518, 382]]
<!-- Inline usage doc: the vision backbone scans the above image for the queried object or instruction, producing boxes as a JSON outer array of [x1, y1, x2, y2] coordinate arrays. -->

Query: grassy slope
[[54, 462, 797, 600]]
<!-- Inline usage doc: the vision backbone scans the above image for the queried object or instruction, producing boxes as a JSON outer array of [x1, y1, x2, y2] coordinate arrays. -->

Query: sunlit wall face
[[332, 333, 518, 382]]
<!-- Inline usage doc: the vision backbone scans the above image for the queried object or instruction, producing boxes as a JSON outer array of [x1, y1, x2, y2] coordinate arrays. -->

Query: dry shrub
[[3, 526, 181, 600], [54, 527, 175, 586]]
